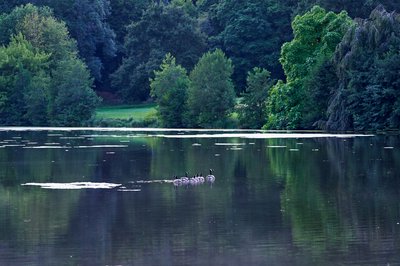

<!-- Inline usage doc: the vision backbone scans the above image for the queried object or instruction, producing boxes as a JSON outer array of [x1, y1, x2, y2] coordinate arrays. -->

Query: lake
[[0, 128, 400, 265]]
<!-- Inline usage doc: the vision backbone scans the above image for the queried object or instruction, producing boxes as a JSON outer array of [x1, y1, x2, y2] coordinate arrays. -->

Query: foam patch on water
[[267, 145, 287, 148], [22, 182, 122, 190], [76, 145, 128, 148], [117, 189, 141, 192], [23, 146, 68, 149], [215, 143, 246, 146], [157, 133, 374, 139]]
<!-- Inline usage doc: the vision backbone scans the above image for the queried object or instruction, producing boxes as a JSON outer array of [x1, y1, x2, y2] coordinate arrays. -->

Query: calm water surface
[[0, 128, 400, 265]]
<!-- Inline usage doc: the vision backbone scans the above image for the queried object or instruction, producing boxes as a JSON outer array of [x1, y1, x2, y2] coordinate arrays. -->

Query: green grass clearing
[[96, 104, 157, 120]]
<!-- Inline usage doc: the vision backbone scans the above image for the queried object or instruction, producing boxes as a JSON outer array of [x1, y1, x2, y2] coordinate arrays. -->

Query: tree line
[[0, 1, 399, 129]]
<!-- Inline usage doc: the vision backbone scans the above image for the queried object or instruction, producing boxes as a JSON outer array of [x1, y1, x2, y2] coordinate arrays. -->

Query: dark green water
[[1, 129, 400, 265]]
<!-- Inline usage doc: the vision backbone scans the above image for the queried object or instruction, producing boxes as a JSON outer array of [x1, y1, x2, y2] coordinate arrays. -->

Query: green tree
[[0, 0, 116, 84], [0, 34, 50, 125], [111, 3, 207, 102], [327, 6, 400, 130], [51, 59, 99, 126], [150, 53, 190, 128], [238, 67, 274, 129], [209, 0, 295, 92], [296, 0, 400, 19], [108, 0, 150, 45], [264, 6, 352, 129], [187, 49, 236, 128], [64, 0, 116, 82], [0, 4, 100, 126]]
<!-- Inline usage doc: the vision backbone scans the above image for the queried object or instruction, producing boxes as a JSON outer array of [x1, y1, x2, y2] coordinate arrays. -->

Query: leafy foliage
[[297, 0, 400, 19], [51, 59, 99, 126], [0, 34, 50, 125], [150, 54, 190, 128], [112, 3, 206, 102], [187, 49, 236, 128], [327, 6, 400, 130], [209, 0, 295, 92], [238, 67, 274, 129], [0, 0, 116, 83], [54, 0, 116, 82], [265, 6, 352, 129], [0, 4, 99, 126]]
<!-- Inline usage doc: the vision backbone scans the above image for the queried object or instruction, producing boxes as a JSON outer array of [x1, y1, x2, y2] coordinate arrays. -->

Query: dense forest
[[0, 0, 399, 130]]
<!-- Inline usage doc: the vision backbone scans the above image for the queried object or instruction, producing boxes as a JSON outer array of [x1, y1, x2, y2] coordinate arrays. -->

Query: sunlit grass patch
[[96, 104, 157, 121]]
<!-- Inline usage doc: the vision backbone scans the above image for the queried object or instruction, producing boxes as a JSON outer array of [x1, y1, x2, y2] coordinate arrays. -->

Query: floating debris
[[23, 146, 68, 149], [47, 134, 63, 137], [134, 180, 171, 184], [384, 147, 394, 149], [3, 144, 25, 147], [267, 146, 287, 148], [117, 189, 141, 192], [192, 143, 202, 146], [76, 145, 128, 148], [289, 149, 299, 152], [215, 143, 246, 146], [22, 182, 122, 190], [312, 149, 319, 152]]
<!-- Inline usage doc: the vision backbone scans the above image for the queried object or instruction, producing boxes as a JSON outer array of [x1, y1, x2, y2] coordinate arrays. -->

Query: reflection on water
[[0, 129, 399, 265]]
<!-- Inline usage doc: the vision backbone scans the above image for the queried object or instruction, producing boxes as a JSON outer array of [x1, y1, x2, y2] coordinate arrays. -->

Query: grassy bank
[[94, 104, 158, 127], [94, 101, 241, 128], [96, 104, 157, 120]]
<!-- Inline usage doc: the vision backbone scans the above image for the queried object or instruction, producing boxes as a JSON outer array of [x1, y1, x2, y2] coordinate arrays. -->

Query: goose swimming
[[198, 173, 205, 183], [206, 169, 215, 183], [173, 176, 182, 186], [181, 172, 190, 186]]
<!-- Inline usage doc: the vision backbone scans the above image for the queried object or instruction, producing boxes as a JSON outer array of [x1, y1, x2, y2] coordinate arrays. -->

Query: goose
[[181, 172, 190, 186], [190, 176, 198, 185], [206, 169, 215, 183], [198, 173, 205, 183], [173, 176, 182, 186]]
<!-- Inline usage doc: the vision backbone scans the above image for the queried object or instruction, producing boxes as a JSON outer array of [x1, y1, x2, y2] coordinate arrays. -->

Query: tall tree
[[108, 0, 150, 45], [112, 3, 206, 102], [187, 49, 236, 128], [58, 0, 116, 83], [150, 54, 190, 128], [0, 34, 50, 125], [296, 0, 400, 19], [238, 67, 274, 129], [327, 6, 400, 130], [0, 4, 99, 126], [264, 6, 352, 129], [208, 0, 295, 92], [0, 0, 116, 84]]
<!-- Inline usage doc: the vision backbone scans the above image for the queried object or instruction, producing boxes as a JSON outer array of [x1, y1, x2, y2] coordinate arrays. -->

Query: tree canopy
[[187, 49, 236, 128], [111, 3, 206, 102], [264, 6, 353, 129], [326, 6, 400, 130], [0, 4, 99, 126], [238, 67, 274, 129], [150, 53, 190, 128], [209, 0, 294, 92]]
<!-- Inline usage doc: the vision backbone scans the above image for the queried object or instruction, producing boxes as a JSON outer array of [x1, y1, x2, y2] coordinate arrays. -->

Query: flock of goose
[[173, 169, 215, 187]]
